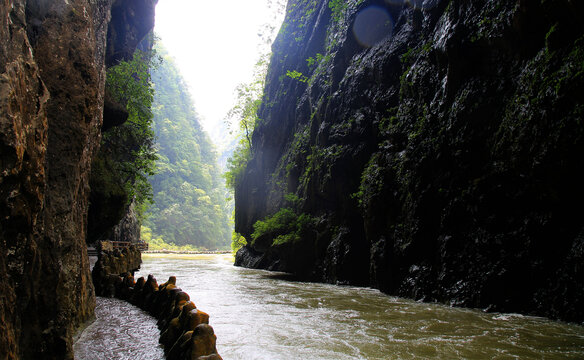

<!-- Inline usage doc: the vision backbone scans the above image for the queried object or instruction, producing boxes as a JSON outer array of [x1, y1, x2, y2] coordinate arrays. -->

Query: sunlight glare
[[154, 0, 282, 143]]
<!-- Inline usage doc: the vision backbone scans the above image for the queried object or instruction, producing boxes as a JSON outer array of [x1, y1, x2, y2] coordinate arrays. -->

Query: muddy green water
[[76, 254, 584, 359]]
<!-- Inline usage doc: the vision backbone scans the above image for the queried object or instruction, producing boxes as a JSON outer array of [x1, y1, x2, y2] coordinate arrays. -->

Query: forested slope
[[145, 47, 231, 249]]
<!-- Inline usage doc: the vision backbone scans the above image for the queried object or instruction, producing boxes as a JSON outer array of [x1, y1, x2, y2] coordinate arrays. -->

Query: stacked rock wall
[[92, 243, 142, 297], [92, 249, 222, 360]]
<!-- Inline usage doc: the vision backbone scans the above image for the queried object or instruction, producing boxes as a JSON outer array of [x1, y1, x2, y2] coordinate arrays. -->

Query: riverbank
[[144, 250, 232, 255], [142, 253, 235, 262]]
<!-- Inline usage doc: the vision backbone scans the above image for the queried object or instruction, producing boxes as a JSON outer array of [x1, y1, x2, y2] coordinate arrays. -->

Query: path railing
[[108, 241, 149, 252]]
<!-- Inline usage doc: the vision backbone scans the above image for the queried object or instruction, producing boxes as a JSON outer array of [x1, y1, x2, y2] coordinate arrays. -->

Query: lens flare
[[352, 6, 393, 48]]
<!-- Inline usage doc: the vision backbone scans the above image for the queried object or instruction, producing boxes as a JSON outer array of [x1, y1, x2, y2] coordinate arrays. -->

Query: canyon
[[1, 1, 584, 358]]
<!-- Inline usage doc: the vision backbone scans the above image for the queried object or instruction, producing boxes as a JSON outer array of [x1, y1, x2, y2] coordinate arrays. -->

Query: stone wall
[[92, 243, 142, 297]]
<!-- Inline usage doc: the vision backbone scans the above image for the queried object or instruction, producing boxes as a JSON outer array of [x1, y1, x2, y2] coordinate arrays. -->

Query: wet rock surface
[[235, 0, 584, 323]]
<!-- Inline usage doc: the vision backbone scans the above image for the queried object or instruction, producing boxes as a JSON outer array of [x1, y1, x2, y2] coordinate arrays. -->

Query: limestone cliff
[[0, 0, 155, 358], [235, 0, 584, 323]]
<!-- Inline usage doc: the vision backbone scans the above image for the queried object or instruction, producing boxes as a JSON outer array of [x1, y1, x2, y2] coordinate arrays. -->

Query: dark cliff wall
[[0, 0, 155, 358], [235, 0, 584, 323], [0, 2, 48, 356]]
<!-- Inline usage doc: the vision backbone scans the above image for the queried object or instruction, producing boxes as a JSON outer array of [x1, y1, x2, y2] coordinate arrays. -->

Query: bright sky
[[154, 0, 284, 146]]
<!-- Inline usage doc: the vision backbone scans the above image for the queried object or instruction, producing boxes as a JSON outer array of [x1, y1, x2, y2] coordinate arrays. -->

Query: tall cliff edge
[[0, 0, 155, 358], [235, 0, 584, 323]]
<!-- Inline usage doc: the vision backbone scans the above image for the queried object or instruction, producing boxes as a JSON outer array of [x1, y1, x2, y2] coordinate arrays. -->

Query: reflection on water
[[75, 254, 584, 359], [138, 254, 584, 360]]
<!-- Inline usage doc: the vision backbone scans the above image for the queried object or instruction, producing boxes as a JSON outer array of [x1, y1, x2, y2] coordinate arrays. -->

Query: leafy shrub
[[101, 49, 159, 212], [251, 208, 315, 247]]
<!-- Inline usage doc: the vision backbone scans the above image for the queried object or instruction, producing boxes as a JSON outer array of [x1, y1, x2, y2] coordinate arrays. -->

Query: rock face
[[110, 200, 142, 243], [0, 0, 155, 358], [0, 2, 48, 357], [92, 243, 142, 297], [235, 0, 584, 323]]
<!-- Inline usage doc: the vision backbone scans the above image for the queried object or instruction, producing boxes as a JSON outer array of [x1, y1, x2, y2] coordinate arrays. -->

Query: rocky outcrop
[[105, 0, 157, 68], [92, 243, 142, 297], [0, 0, 155, 358], [111, 200, 141, 243], [88, 195, 141, 245], [92, 248, 222, 359], [235, 0, 584, 323]]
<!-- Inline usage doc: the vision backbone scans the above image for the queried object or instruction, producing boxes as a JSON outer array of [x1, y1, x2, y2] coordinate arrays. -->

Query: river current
[[75, 254, 584, 359]]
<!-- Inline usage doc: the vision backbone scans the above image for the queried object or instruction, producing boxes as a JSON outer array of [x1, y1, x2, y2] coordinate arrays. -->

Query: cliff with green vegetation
[[88, 46, 158, 245], [0, 0, 155, 358], [233, 0, 584, 323], [143, 47, 231, 250]]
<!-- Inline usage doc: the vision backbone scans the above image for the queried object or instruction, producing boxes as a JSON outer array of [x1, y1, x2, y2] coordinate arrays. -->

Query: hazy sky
[[154, 0, 284, 145]]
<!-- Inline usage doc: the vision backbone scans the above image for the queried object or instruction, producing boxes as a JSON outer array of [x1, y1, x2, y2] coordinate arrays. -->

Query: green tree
[[88, 47, 159, 244], [224, 56, 269, 190], [227, 57, 268, 149], [223, 56, 270, 252]]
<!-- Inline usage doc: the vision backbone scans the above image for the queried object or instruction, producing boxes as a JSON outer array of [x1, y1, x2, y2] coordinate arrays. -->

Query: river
[[75, 254, 584, 359]]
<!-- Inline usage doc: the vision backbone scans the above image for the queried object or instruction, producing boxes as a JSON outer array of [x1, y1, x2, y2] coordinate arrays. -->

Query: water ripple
[[76, 254, 584, 360]]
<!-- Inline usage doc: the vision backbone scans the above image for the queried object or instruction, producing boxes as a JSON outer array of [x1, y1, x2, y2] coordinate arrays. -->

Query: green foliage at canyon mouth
[[143, 44, 231, 250], [251, 194, 316, 248]]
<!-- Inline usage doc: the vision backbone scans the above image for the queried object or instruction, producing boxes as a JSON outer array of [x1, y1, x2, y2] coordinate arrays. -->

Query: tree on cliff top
[[224, 56, 269, 191]]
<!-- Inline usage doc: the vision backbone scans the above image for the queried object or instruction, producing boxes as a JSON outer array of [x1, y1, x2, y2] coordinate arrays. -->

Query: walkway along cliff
[[92, 244, 223, 360], [234, 0, 584, 323], [0, 0, 155, 358]]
